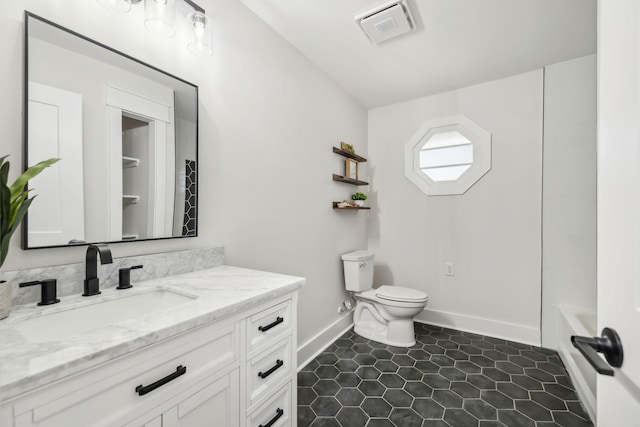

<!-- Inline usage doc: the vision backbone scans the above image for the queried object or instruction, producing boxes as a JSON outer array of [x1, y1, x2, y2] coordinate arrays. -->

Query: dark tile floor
[[297, 323, 592, 427]]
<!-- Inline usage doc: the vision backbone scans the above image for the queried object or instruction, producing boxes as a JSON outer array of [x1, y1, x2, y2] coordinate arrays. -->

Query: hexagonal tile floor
[[298, 323, 592, 427]]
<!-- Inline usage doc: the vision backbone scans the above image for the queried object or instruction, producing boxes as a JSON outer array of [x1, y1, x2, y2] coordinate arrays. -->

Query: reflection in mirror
[[24, 12, 198, 249]]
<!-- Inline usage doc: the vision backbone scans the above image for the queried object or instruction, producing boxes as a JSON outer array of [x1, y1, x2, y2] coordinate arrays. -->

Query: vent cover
[[355, 0, 415, 44]]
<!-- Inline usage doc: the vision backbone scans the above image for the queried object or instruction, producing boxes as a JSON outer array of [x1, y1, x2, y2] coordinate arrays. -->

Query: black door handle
[[571, 327, 623, 376]]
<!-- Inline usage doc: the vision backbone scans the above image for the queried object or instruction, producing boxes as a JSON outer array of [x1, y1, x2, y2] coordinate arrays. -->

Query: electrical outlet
[[445, 262, 455, 276]]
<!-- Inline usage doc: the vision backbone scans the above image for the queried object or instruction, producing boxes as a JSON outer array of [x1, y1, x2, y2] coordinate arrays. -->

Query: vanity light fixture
[[144, 0, 177, 38], [96, 0, 213, 57]]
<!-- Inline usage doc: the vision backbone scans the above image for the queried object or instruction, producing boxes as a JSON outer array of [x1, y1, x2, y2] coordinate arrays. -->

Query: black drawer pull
[[258, 316, 284, 332], [258, 359, 284, 379], [259, 408, 284, 427], [136, 365, 186, 396]]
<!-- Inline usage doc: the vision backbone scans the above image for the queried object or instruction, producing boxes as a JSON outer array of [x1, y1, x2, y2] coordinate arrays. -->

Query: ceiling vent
[[355, 0, 416, 45]]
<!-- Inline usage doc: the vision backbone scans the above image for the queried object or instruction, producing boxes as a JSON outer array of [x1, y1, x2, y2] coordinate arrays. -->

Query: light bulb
[[194, 21, 205, 39], [187, 12, 212, 57], [144, 0, 176, 38]]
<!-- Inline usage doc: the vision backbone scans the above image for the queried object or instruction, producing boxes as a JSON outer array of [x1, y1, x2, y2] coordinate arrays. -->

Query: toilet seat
[[356, 287, 428, 309], [375, 285, 428, 303]]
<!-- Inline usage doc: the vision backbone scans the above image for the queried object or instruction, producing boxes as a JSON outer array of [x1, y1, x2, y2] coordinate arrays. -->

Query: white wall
[[368, 71, 543, 345], [541, 55, 597, 348], [0, 0, 367, 349], [29, 37, 176, 242]]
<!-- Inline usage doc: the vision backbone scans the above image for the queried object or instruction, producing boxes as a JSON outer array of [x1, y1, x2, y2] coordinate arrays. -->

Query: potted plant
[[351, 192, 368, 207], [1, 155, 59, 319]]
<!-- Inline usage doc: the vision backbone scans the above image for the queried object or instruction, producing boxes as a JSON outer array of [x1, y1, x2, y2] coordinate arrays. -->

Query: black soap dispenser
[[117, 265, 143, 290]]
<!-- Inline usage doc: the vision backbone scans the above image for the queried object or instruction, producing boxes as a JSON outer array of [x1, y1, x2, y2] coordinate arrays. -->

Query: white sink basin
[[15, 289, 197, 343]]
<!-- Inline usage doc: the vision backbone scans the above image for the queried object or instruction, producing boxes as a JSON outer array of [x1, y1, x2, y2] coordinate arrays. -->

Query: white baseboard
[[297, 312, 354, 370], [415, 308, 541, 346]]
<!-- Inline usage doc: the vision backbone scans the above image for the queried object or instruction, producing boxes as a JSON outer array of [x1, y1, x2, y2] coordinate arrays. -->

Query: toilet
[[342, 250, 428, 347]]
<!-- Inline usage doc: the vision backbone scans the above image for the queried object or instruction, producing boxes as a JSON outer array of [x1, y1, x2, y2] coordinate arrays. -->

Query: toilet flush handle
[[360, 262, 366, 267]]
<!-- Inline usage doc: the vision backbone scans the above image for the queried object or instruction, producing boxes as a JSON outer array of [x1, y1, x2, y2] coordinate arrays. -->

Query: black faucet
[[117, 265, 143, 290], [19, 279, 60, 305], [83, 243, 113, 296]]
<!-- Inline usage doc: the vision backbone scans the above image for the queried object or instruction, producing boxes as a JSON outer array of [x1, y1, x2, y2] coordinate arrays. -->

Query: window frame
[[404, 115, 492, 196]]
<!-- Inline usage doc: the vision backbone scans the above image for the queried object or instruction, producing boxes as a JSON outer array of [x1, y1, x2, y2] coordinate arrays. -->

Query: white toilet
[[342, 250, 428, 347]]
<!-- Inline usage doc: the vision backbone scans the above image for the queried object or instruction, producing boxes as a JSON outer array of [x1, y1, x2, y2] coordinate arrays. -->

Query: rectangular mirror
[[23, 12, 198, 249]]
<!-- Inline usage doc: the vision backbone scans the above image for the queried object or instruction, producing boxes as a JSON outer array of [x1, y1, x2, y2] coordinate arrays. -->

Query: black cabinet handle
[[258, 359, 284, 379], [259, 408, 284, 427], [571, 327, 623, 376], [258, 316, 283, 332], [136, 365, 187, 396]]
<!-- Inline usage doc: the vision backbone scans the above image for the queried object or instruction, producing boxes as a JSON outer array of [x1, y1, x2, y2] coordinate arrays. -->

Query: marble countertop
[[0, 265, 305, 402]]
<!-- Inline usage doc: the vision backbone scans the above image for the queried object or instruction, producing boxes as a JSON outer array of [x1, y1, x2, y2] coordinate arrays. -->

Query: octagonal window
[[405, 115, 491, 196], [419, 131, 473, 182]]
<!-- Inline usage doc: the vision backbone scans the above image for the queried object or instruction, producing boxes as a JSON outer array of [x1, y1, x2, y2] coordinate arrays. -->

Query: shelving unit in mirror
[[122, 156, 140, 168]]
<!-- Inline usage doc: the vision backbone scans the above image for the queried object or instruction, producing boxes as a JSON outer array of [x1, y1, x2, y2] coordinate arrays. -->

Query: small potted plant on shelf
[[351, 192, 367, 207], [1, 155, 59, 319]]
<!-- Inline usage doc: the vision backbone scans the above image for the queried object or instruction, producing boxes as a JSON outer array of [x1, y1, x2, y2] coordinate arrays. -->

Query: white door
[[105, 85, 175, 241], [596, 0, 640, 423], [27, 82, 85, 246]]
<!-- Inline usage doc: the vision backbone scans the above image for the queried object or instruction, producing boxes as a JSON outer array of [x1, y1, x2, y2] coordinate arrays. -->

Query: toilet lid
[[375, 285, 428, 303]]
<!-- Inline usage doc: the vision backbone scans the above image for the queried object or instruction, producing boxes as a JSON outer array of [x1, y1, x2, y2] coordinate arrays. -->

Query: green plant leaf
[[0, 232, 10, 268], [0, 186, 8, 244], [9, 158, 59, 204], [0, 196, 33, 268], [9, 191, 29, 227], [1, 156, 58, 269]]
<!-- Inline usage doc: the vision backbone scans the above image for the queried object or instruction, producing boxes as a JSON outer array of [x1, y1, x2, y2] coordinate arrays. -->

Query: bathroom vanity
[[0, 266, 304, 427]]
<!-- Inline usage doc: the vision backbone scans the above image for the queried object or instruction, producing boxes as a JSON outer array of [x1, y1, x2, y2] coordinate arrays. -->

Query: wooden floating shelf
[[332, 174, 369, 186], [332, 147, 367, 163], [333, 202, 371, 210]]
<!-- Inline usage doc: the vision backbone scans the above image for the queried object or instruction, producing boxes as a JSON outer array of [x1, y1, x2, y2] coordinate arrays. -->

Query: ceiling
[[238, 0, 597, 108]]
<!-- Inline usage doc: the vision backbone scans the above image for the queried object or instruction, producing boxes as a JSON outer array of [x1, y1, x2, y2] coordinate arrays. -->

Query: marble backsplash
[[4, 247, 224, 307]]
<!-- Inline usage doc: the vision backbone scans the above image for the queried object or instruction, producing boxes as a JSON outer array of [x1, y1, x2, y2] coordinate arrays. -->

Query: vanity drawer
[[13, 321, 239, 427], [247, 300, 291, 353], [247, 382, 292, 427], [247, 336, 292, 410]]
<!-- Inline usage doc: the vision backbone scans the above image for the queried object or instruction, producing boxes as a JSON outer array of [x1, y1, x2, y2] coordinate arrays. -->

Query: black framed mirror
[[23, 12, 198, 249]]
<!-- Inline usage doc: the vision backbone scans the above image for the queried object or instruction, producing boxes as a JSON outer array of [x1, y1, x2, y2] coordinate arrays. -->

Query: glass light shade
[[96, 0, 131, 13], [144, 0, 176, 38], [187, 12, 213, 57]]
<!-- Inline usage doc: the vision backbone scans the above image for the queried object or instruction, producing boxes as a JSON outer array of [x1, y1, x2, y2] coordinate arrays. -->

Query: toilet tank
[[341, 250, 375, 292]]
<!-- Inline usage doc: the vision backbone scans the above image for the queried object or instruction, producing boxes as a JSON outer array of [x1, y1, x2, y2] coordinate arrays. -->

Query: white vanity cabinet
[[129, 369, 240, 427], [2, 292, 298, 427]]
